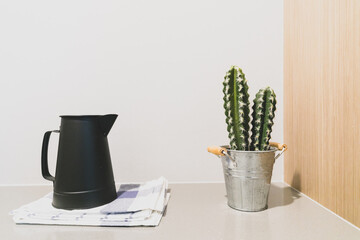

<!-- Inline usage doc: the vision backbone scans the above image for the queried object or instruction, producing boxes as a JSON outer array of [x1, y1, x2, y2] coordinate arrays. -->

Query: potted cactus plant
[[208, 66, 287, 212]]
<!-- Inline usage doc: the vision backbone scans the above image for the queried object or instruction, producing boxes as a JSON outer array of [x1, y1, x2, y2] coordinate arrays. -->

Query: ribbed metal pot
[[220, 146, 277, 212]]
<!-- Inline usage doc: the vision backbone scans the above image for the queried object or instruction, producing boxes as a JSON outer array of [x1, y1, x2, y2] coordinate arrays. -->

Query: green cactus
[[223, 66, 251, 150], [250, 87, 277, 151]]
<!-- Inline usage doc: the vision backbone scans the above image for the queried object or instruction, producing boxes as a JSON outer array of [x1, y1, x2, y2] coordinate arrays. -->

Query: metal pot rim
[[220, 145, 278, 153]]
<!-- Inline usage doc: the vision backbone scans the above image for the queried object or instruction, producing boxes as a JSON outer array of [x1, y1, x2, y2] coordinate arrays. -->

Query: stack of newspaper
[[11, 177, 169, 227]]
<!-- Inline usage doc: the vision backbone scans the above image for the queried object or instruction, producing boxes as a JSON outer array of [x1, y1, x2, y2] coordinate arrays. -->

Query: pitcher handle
[[207, 146, 227, 156], [270, 142, 288, 161], [207, 146, 237, 167], [41, 130, 59, 182]]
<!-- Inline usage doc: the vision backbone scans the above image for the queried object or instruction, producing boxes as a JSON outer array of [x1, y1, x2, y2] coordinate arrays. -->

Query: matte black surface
[[41, 114, 118, 210]]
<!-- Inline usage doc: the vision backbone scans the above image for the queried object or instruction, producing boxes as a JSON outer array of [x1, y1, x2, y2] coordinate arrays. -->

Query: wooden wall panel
[[284, 0, 360, 227]]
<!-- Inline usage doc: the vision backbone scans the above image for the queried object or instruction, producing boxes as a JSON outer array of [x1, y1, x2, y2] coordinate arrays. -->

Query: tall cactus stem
[[223, 66, 250, 150]]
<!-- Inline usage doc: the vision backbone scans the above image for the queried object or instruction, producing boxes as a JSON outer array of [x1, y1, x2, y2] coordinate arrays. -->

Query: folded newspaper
[[11, 177, 169, 227]]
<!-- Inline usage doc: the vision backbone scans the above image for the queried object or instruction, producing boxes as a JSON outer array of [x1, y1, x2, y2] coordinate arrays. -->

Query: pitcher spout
[[99, 114, 118, 136]]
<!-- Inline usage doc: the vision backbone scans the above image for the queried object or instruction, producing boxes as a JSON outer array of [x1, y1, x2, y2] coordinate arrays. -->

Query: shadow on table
[[267, 183, 301, 209]]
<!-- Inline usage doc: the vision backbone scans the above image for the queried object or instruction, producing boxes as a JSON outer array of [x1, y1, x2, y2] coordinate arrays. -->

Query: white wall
[[0, 0, 283, 185]]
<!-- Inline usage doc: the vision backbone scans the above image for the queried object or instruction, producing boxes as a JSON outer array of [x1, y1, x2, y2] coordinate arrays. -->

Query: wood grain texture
[[284, 0, 360, 227]]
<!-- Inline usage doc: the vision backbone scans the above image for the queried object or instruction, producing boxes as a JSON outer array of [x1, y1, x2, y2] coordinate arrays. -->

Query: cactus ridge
[[250, 87, 277, 151], [223, 66, 250, 150]]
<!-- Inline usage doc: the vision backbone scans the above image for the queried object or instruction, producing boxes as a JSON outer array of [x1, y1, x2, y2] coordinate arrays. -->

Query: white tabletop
[[1, 182, 359, 240]]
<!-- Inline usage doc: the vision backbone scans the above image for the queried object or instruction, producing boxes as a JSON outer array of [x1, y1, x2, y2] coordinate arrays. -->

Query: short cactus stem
[[250, 87, 277, 151]]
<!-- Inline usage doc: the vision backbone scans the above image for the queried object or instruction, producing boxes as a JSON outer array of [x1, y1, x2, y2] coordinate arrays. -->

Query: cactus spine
[[250, 87, 276, 151], [223, 66, 250, 150]]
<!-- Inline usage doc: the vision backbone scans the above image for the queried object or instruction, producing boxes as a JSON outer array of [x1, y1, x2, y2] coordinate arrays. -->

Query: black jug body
[[41, 114, 118, 210]]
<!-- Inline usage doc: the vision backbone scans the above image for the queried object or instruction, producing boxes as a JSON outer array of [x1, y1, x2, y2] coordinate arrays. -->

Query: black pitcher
[[41, 114, 118, 210]]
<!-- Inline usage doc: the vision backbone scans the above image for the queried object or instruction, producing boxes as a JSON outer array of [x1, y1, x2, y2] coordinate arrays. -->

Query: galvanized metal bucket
[[208, 143, 287, 212]]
